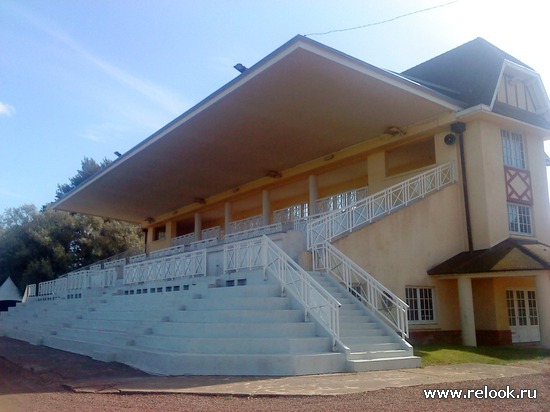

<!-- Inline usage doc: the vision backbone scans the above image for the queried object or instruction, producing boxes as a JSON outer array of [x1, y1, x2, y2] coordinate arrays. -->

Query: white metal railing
[[66, 270, 89, 291], [314, 186, 368, 214], [313, 241, 409, 338], [150, 244, 187, 259], [34, 267, 117, 298], [224, 235, 341, 348], [227, 214, 263, 234], [187, 237, 219, 251], [90, 268, 117, 288], [129, 253, 147, 263], [124, 249, 206, 285], [273, 202, 309, 225], [307, 162, 455, 248], [201, 226, 221, 240], [103, 258, 126, 269], [292, 213, 323, 232], [224, 222, 283, 243], [171, 232, 196, 246]]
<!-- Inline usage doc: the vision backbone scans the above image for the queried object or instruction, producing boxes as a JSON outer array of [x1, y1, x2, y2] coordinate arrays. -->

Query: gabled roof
[[401, 38, 530, 107], [0, 277, 22, 301], [428, 238, 550, 275]]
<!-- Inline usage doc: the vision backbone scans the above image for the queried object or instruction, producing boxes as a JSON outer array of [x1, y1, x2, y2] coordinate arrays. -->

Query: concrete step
[[58, 318, 155, 333], [347, 355, 421, 372], [167, 309, 304, 324], [3, 328, 44, 345], [118, 347, 347, 376], [133, 335, 332, 354], [183, 296, 291, 311], [151, 322, 317, 338], [346, 343, 405, 360], [52, 327, 136, 346]]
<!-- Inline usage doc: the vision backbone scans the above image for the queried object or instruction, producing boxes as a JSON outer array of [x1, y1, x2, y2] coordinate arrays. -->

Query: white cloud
[[0, 102, 15, 117]]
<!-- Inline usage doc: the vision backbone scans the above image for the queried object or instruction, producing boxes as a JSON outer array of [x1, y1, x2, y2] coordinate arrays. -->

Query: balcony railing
[[273, 203, 309, 225], [227, 215, 263, 234], [314, 186, 368, 214], [124, 249, 207, 285], [307, 162, 455, 248]]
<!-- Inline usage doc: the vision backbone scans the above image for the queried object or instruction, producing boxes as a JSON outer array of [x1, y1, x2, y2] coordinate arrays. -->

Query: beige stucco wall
[[463, 118, 550, 248], [331, 184, 465, 330], [472, 278, 497, 330], [463, 120, 509, 250], [525, 134, 550, 244]]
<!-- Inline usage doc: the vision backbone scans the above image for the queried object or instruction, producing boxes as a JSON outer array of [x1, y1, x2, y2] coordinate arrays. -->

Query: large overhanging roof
[[54, 35, 462, 223]]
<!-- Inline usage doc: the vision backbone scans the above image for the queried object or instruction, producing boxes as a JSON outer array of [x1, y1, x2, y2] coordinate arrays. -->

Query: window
[[501, 130, 526, 169], [507, 203, 533, 235], [507, 290, 539, 327], [153, 225, 166, 241], [405, 287, 435, 323]]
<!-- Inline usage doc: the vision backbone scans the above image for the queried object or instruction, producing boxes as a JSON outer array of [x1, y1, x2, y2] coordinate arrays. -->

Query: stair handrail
[[313, 241, 409, 338], [307, 162, 455, 248], [223, 235, 342, 348]]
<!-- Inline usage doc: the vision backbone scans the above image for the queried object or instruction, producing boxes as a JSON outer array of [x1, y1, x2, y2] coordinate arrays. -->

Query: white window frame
[[405, 286, 436, 324], [501, 129, 527, 170], [507, 203, 534, 236]]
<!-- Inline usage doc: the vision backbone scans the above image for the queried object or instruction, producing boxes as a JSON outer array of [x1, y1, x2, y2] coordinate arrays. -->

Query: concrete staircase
[[309, 271, 420, 371], [0, 270, 345, 376]]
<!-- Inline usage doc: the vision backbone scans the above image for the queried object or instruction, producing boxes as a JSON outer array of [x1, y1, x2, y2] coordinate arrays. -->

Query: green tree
[[0, 158, 142, 293], [55, 157, 112, 200]]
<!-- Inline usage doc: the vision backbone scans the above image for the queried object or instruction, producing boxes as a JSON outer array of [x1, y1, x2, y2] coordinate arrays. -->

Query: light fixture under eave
[[265, 170, 282, 178], [144, 217, 155, 224], [194, 197, 206, 205], [384, 126, 405, 136]]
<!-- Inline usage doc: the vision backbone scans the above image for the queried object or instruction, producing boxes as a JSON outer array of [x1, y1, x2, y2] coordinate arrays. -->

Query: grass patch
[[414, 345, 550, 367]]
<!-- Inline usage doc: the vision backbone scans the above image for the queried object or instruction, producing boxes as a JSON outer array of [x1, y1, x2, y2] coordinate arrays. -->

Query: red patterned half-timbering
[[504, 166, 533, 205]]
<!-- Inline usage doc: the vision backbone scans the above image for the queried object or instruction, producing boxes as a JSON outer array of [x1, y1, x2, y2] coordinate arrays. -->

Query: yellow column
[[262, 190, 270, 226], [194, 212, 202, 241], [458, 277, 477, 346], [309, 175, 318, 214], [224, 202, 232, 234]]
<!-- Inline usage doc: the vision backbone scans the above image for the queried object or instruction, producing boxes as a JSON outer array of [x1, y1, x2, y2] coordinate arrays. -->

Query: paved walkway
[[0, 337, 544, 396]]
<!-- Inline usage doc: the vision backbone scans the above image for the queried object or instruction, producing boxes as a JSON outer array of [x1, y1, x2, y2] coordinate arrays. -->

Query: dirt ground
[[1, 355, 549, 412]]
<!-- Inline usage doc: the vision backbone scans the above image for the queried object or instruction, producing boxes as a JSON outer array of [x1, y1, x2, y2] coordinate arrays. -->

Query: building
[[1, 36, 549, 375]]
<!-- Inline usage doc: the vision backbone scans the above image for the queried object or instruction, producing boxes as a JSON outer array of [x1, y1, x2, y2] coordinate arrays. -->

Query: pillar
[[224, 202, 232, 234], [194, 212, 202, 241], [262, 190, 270, 226], [458, 277, 477, 346], [535, 272, 550, 349], [309, 175, 318, 214]]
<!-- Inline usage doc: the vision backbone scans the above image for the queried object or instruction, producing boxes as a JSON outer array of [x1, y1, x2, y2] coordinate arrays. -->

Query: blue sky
[[1, 0, 550, 213]]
